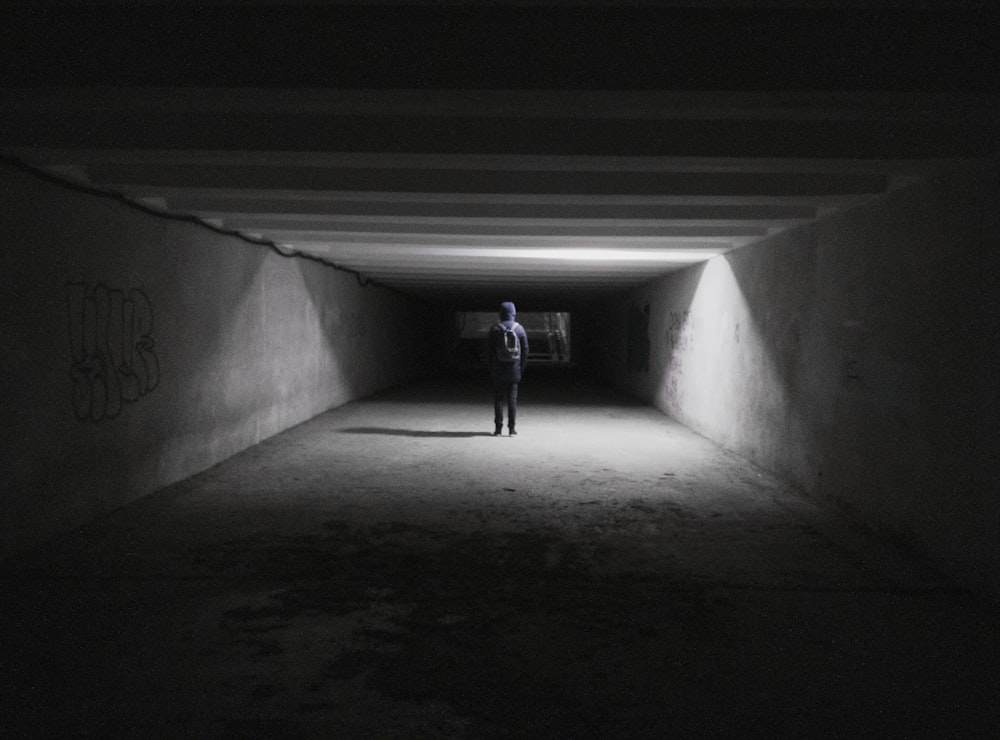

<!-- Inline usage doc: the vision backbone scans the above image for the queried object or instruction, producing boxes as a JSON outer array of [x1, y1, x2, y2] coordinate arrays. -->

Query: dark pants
[[493, 381, 519, 429]]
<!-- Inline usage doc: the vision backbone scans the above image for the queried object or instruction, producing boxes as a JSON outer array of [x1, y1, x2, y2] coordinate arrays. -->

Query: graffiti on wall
[[667, 310, 695, 352], [665, 310, 696, 409], [67, 283, 160, 421]]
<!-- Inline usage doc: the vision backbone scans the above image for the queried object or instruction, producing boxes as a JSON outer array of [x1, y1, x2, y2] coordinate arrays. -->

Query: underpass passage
[[2, 371, 996, 738]]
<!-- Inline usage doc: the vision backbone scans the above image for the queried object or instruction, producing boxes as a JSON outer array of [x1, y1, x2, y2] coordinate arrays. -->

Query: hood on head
[[499, 301, 516, 321]]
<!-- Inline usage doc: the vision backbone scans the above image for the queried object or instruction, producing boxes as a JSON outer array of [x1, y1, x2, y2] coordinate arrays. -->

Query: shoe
[[508, 428, 517, 436], [493, 426, 503, 436]]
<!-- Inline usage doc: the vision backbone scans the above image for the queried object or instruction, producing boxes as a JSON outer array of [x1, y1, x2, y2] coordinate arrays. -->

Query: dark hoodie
[[488, 301, 529, 383]]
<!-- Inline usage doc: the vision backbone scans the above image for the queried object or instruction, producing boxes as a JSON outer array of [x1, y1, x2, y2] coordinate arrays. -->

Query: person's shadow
[[338, 427, 494, 438]]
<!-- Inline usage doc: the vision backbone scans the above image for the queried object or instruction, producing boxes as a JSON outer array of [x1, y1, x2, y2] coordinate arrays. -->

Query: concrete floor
[[2, 370, 997, 738]]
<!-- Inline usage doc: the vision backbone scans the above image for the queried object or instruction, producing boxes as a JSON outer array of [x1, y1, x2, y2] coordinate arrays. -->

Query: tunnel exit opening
[[454, 311, 572, 371]]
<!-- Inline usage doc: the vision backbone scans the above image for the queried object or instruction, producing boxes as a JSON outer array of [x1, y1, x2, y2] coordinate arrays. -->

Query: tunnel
[[1, 4, 999, 737]]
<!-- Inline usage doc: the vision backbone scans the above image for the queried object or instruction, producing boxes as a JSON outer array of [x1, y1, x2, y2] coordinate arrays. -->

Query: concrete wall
[[1, 163, 425, 558], [601, 169, 999, 592]]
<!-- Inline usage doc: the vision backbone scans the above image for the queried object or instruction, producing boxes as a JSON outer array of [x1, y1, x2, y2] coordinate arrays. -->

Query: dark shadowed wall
[[602, 168, 999, 592], [1, 164, 425, 558]]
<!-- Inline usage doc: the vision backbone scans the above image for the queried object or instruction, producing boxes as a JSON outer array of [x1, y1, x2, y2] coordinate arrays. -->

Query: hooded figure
[[487, 301, 529, 435]]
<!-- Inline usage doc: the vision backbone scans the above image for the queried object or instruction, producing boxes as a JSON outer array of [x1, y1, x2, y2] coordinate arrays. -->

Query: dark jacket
[[488, 303, 528, 383]]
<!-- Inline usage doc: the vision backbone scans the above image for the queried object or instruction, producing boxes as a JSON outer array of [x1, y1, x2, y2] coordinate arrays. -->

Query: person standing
[[488, 301, 528, 436]]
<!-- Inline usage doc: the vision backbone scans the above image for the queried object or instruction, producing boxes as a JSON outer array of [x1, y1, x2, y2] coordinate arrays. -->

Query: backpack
[[495, 322, 521, 362]]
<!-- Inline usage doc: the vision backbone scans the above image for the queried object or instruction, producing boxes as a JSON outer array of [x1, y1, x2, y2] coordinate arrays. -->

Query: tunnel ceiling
[[2, 5, 997, 309]]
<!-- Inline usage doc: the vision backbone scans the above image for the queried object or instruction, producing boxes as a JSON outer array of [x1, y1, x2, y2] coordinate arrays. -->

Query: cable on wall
[[0, 153, 405, 294]]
